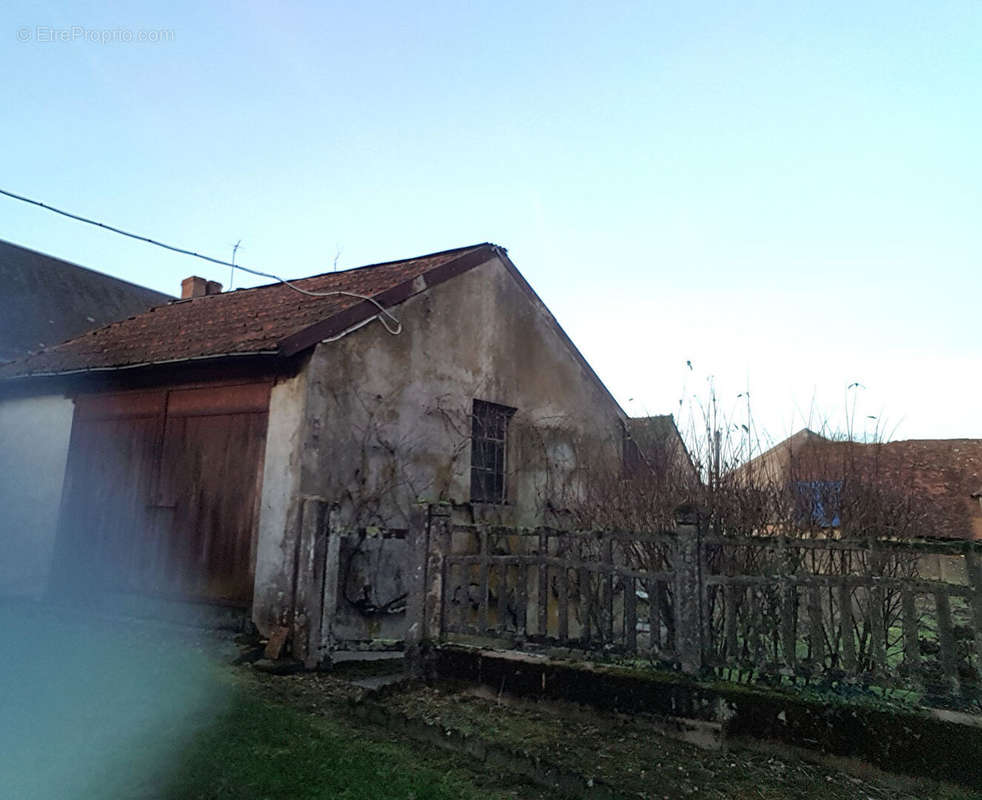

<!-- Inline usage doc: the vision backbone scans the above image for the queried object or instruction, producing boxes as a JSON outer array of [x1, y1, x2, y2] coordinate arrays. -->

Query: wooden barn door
[[54, 390, 163, 597], [54, 382, 269, 608], [152, 385, 268, 606]]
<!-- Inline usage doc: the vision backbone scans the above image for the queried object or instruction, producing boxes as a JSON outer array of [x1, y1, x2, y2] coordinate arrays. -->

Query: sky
[[2, 1, 980, 446]]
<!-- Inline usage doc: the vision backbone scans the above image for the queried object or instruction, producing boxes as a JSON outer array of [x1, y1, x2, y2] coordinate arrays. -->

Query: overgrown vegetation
[[325, 379, 979, 710], [568, 378, 934, 539], [473, 380, 981, 711], [239, 667, 982, 800]]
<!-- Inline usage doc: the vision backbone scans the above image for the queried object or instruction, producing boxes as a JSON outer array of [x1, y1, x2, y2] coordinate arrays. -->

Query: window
[[470, 399, 515, 504], [794, 480, 842, 528]]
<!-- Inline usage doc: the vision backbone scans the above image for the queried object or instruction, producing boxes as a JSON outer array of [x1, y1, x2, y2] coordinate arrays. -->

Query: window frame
[[469, 399, 516, 504], [793, 479, 843, 529]]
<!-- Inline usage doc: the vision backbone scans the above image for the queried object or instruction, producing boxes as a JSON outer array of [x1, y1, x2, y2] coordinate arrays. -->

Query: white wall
[[0, 394, 74, 598], [301, 255, 627, 528], [252, 370, 308, 633]]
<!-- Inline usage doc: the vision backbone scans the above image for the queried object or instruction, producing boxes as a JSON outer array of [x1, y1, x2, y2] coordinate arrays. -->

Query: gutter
[[0, 350, 281, 381]]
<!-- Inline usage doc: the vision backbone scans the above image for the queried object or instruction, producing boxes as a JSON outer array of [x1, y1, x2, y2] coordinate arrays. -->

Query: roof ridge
[[883, 438, 982, 444], [216, 242, 494, 296]]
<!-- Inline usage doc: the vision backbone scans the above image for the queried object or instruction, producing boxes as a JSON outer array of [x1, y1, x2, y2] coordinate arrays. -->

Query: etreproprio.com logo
[[17, 25, 175, 44]]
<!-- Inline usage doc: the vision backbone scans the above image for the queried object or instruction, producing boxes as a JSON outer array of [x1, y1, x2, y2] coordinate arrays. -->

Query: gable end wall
[[298, 254, 626, 527]]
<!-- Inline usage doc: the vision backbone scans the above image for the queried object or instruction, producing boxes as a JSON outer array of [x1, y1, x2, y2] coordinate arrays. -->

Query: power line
[[0, 186, 401, 334]]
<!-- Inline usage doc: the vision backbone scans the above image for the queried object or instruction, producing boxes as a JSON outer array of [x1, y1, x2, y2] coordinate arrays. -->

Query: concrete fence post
[[405, 504, 431, 677], [315, 503, 342, 668], [425, 504, 452, 645], [405, 503, 452, 678], [964, 547, 982, 685], [293, 496, 329, 668], [674, 506, 704, 676]]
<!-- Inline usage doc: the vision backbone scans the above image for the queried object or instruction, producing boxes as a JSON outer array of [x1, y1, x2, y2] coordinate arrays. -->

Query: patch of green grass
[[165, 691, 531, 800]]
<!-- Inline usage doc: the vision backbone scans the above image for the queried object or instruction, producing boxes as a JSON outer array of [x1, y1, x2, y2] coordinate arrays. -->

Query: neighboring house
[[0, 243, 634, 641], [624, 414, 698, 485], [0, 239, 172, 362], [739, 429, 982, 541]]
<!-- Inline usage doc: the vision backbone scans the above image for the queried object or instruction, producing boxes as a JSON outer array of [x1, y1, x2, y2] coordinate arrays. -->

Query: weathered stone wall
[[252, 369, 309, 633], [301, 254, 626, 528], [251, 254, 627, 640], [0, 394, 74, 598]]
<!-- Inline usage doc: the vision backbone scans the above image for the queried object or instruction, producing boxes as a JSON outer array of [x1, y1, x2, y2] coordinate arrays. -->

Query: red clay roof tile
[[793, 436, 982, 540], [0, 244, 489, 378]]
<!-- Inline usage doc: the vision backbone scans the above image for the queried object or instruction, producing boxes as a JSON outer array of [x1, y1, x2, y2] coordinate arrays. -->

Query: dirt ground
[[241, 663, 982, 800], [5, 602, 974, 800]]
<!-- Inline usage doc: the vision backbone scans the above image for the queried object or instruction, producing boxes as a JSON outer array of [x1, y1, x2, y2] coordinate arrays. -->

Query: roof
[[626, 415, 678, 444], [0, 243, 495, 379], [849, 439, 982, 539], [0, 239, 173, 363], [625, 415, 699, 483], [749, 429, 982, 539]]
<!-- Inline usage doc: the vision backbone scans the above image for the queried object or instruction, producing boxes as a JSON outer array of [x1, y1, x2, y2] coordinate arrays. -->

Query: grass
[[247, 669, 982, 800], [0, 601, 541, 800], [165, 689, 540, 800], [4, 601, 979, 800]]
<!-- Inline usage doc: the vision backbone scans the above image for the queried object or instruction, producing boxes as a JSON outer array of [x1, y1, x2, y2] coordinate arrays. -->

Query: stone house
[[624, 415, 697, 483], [739, 428, 982, 541], [736, 429, 982, 585], [0, 243, 640, 644]]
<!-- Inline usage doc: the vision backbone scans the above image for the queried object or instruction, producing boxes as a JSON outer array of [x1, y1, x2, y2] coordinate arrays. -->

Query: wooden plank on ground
[[264, 625, 290, 660]]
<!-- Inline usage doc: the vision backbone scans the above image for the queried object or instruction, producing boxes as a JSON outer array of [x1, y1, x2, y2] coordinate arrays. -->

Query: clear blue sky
[[3, 1, 980, 444]]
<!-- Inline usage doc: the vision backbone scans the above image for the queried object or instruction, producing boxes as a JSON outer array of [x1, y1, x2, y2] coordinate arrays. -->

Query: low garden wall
[[434, 645, 982, 789]]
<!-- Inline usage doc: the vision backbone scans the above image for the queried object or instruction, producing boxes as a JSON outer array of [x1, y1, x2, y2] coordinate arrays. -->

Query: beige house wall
[[252, 254, 627, 634], [299, 254, 625, 526]]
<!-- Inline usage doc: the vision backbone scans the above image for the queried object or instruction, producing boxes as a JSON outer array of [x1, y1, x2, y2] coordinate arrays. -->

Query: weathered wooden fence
[[405, 504, 982, 704], [700, 533, 982, 698], [293, 499, 410, 667]]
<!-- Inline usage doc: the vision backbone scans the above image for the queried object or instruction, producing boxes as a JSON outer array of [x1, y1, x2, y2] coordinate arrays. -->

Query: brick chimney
[[181, 276, 207, 299], [181, 277, 223, 299]]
